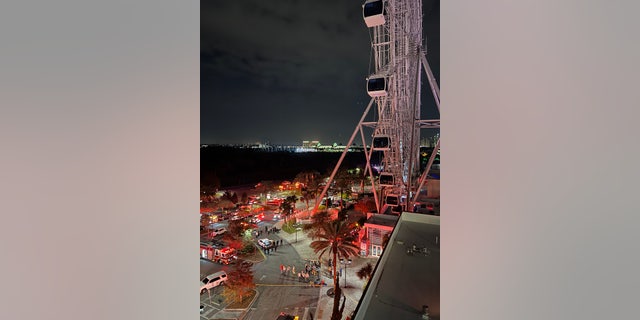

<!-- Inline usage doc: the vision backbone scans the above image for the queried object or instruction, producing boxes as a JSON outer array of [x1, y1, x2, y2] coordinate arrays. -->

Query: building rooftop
[[364, 214, 399, 228], [352, 212, 440, 320]]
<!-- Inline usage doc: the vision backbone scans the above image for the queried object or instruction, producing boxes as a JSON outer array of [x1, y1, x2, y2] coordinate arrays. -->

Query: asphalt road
[[247, 230, 320, 320], [199, 200, 322, 320]]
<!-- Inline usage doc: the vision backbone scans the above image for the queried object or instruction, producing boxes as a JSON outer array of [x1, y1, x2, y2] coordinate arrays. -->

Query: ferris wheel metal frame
[[314, 0, 440, 214]]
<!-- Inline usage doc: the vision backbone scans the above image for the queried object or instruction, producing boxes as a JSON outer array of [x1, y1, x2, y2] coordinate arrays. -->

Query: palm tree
[[302, 210, 332, 239], [300, 189, 314, 212], [333, 169, 355, 210], [295, 171, 321, 213], [280, 195, 298, 223], [294, 171, 321, 191], [356, 262, 374, 289], [310, 220, 359, 320]]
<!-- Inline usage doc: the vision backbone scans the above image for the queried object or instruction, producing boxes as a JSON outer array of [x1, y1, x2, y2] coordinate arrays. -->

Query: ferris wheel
[[316, 0, 440, 214]]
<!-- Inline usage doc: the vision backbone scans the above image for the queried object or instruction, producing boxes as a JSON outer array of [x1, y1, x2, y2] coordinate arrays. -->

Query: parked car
[[210, 227, 227, 237], [258, 238, 273, 249], [249, 216, 261, 224], [200, 271, 228, 294]]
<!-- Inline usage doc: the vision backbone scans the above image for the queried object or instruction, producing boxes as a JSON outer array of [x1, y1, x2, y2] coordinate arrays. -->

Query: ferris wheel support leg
[[406, 58, 423, 210], [411, 138, 440, 207], [359, 125, 381, 213], [313, 97, 376, 213], [420, 51, 440, 112]]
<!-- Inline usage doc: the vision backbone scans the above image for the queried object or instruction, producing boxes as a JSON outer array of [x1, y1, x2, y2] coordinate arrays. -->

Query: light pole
[[339, 257, 352, 288], [295, 227, 302, 243]]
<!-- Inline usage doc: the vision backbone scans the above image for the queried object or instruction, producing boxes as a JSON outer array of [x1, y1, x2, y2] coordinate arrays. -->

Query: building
[[351, 212, 440, 320], [302, 140, 320, 148], [359, 214, 398, 257]]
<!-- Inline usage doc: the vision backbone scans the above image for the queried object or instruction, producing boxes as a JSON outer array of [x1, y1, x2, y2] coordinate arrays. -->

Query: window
[[363, 1, 383, 17], [371, 245, 383, 257]]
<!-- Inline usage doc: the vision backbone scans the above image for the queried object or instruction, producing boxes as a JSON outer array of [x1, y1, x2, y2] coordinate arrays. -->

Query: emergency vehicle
[[213, 247, 237, 265]]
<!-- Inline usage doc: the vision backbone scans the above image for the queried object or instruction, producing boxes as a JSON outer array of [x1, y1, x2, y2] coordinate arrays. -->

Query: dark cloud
[[202, 0, 439, 145]]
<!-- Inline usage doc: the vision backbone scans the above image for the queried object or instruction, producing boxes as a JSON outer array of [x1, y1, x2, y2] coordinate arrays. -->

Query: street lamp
[[339, 257, 352, 288], [295, 227, 302, 243]]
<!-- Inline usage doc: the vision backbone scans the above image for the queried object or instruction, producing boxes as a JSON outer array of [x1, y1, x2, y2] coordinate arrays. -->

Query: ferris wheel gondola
[[366, 76, 388, 97], [363, 0, 385, 28]]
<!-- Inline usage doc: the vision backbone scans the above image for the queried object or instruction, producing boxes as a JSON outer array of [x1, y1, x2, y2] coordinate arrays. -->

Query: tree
[[221, 259, 255, 303], [310, 220, 359, 320], [337, 208, 349, 222], [333, 169, 356, 210], [300, 188, 314, 212], [354, 198, 377, 214], [241, 192, 248, 204], [224, 236, 245, 250], [280, 200, 292, 222], [382, 232, 391, 249], [280, 195, 298, 222], [230, 192, 239, 204], [286, 195, 298, 210], [356, 262, 374, 286], [294, 171, 323, 211], [226, 219, 252, 242], [302, 210, 332, 239], [294, 171, 321, 196], [217, 199, 235, 210]]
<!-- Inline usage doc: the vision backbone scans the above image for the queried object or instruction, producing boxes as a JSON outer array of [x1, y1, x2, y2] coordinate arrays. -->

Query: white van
[[200, 271, 228, 294]]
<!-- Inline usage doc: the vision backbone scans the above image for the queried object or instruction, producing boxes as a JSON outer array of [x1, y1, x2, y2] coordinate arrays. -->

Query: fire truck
[[213, 247, 237, 265]]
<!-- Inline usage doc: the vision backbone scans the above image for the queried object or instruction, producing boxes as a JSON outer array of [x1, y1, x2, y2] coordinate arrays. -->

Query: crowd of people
[[279, 262, 326, 286]]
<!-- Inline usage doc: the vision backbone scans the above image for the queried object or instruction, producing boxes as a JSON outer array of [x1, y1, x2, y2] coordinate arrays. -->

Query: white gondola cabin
[[367, 76, 388, 97], [363, 0, 385, 28], [372, 135, 390, 151], [379, 172, 395, 186], [385, 194, 400, 206]]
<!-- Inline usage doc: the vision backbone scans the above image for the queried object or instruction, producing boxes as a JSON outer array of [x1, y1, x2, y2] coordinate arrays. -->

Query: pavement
[[201, 199, 376, 320], [272, 219, 378, 320]]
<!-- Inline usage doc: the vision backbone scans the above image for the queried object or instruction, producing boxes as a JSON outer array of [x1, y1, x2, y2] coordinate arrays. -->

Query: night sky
[[201, 0, 439, 145]]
